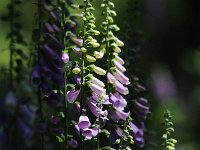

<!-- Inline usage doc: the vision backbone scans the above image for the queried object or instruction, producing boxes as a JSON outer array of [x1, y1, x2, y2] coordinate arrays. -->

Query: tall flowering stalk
[[100, 0, 148, 149], [31, 0, 66, 149], [68, 0, 113, 149], [161, 110, 177, 150]]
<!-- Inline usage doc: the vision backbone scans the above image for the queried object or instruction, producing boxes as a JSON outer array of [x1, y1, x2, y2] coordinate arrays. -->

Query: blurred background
[[0, 0, 200, 149]]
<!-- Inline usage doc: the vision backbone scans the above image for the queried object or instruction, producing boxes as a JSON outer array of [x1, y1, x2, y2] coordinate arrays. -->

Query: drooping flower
[[78, 115, 91, 130], [82, 128, 98, 140], [67, 89, 80, 103], [88, 74, 105, 88], [114, 80, 129, 95], [109, 107, 129, 122], [110, 92, 127, 110], [129, 122, 145, 148], [107, 72, 116, 84], [134, 97, 149, 119], [113, 52, 125, 65], [87, 96, 109, 119], [113, 68, 130, 85], [89, 83, 106, 96], [113, 59, 126, 73]]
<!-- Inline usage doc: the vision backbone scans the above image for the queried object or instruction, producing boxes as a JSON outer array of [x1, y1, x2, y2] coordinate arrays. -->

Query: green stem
[[37, 0, 44, 149], [105, 0, 111, 146], [97, 98, 103, 150], [79, 1, 89, 149]]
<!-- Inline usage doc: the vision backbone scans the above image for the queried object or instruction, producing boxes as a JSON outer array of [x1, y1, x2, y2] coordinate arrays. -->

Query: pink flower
[[89, 83, 106, 96], [113, 69, 130, 85], [113, 60, 126, 72]]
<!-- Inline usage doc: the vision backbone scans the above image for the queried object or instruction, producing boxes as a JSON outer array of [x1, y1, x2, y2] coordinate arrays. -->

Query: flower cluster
[[31, 1, 64, 108], [73, 0, 109, 141]]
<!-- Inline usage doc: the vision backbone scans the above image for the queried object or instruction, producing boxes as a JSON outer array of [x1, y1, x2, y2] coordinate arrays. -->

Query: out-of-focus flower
[[129, 122, 145, 148]]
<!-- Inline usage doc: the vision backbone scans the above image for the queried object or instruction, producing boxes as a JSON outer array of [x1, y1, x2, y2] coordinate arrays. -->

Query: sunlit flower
[[78, 115, 91, 130], [113, 68, 130, 85]]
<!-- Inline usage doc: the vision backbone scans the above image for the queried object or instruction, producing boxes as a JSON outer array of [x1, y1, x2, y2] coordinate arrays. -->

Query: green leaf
[[56, 136, 64, 143]]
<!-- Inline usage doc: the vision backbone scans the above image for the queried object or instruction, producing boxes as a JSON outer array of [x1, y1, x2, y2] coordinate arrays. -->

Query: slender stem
[[37, 0, 44, 149], [79, 1, 89, 149], [61, 2, 69, 149], [97, 98, 102, 150], [105, 0, 111, 146]]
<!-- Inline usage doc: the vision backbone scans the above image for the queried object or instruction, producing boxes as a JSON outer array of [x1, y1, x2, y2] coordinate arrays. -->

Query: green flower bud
[[168, 139, 177, 144], [115, 139, 120, 144], [81, 47, 87, 53], [86, 55, 96, 62], [91, 42, 100, 48], [116, 39, 124, 47], [113, 46, 121, 53], [162, 134, 167, 139], [166, 146, 175, 150], [91, 65, 106, 75], [72, 67, 81, 74]]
